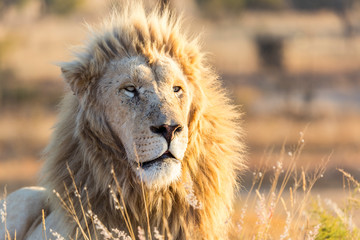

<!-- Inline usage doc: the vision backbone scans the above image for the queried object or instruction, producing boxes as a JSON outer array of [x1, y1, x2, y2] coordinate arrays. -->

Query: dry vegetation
[[1, 134, 359, 239], [232, 132, 360, 239], [1, 0, 360, 239]]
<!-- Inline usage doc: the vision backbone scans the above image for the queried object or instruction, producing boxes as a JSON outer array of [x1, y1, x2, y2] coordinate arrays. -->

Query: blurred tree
[[0, 0, 29, 16], [255, 35, 284, 71], [195, 0, 287, 17], [246, 0, 287, 10], [0, 35, 17, 107], [290, 0, 357, 36], [0, 0, 81, 16], [42, 0, 82, 15], [195, 0, 246, 18], [290, 0, 351, 11]]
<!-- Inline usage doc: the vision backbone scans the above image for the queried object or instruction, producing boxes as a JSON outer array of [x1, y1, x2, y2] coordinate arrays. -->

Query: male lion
[[0, 2, 245, 239]]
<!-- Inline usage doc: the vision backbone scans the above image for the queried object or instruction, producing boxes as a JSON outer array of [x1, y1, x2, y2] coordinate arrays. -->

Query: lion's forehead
[[105, 55, 185, 87], [99, 54, 190, 130], [154, 58, 185, 81], [105, 57, 154, 84]]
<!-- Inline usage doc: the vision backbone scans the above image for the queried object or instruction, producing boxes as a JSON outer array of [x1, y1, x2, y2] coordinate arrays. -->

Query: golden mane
[[40, 1, 245, 239]]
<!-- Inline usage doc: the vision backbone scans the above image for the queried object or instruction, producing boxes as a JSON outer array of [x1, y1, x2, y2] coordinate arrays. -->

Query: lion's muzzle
[[133, 124, 188, 188], [150, 124, 183, 146]]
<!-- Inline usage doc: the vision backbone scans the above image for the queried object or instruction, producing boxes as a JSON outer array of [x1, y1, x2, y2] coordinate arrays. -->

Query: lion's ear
[[61, 61, 90, 97]]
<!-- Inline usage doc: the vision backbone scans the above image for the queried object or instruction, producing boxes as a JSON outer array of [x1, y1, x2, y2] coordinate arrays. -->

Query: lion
[[0, 2, 245, 239]]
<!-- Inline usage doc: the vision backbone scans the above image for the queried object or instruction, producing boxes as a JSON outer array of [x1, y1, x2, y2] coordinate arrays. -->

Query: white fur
[[99, 56, 190, 188], [24, 212, 67, 240], [136, 159, 182, 188], [169, 127, 188, 160], [133, 136, 168, 163], [0, 187, 48, 240]]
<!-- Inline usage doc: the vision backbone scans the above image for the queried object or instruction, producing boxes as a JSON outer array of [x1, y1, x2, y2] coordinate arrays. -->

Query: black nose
[[150, 124, 182, 145]]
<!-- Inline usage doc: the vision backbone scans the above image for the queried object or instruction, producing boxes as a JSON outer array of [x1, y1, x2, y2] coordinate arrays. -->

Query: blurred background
[[0, 0, 359, 195]]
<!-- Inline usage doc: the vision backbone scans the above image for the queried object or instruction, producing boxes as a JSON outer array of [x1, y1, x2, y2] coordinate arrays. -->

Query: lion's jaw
[[98, 55, 192, 188]]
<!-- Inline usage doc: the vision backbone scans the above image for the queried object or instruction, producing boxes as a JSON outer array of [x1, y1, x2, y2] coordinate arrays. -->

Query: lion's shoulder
[[0, 187, 48, 239]]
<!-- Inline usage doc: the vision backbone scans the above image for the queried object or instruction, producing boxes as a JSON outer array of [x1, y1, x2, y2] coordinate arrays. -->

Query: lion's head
[[57, 2, 210, 190], [41, 2, 245, 239], [99, 55, 191, 187]]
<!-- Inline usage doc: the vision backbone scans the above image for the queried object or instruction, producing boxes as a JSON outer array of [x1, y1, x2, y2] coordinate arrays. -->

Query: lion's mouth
[[139, 151, 176, 169]]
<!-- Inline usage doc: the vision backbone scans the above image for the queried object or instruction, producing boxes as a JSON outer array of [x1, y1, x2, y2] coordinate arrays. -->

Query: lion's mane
[[40, 2, 245, 239]]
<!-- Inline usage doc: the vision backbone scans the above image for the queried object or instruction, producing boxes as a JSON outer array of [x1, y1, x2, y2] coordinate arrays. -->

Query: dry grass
[[1, 132, 359, 239], [231, 133, 360, 239]]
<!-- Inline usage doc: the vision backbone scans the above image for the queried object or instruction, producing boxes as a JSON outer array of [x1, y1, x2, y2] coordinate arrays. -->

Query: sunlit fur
[[40, 1, 245, 239]]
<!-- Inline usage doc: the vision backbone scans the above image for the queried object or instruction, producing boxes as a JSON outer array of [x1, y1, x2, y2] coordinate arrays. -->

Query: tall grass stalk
[[84, 187, 99, 240], [66, 164, 92, 240], [52, 172, 91, 240], [42, 209, 48, 240], [133, 144, 153, 240], [1, 187, 11, 240], [111, 167, 136, 239]]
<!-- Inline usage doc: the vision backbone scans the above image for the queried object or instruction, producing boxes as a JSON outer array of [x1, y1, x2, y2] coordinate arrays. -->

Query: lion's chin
[[134, 156, 182, 189]]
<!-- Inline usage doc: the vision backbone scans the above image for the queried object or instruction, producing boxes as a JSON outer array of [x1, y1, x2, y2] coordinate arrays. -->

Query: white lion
[[0, 2, 245, 239]]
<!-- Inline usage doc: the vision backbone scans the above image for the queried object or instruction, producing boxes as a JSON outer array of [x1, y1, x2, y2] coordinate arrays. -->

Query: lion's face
[[98, 55, 192, 188]]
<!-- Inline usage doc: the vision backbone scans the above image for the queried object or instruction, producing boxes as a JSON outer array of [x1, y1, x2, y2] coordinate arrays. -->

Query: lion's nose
[[150, 124, 182, 145]]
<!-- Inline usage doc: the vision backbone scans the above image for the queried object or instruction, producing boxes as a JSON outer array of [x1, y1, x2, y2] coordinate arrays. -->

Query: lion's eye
[[173, 86, 182, 93], [125, 86, 136, 92], [123, 86, 137, 97]]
